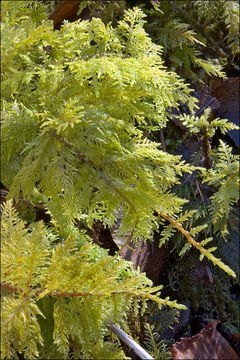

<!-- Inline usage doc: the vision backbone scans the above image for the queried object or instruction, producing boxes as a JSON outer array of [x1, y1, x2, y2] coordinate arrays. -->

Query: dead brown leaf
[[170, 320, 239, 359]]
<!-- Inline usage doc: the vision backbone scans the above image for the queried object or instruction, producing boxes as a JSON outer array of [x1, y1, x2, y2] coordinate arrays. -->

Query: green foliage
[[1, 2, 239, 358], [180, 108, 239, 137], [223, 1, 240, 56], [192, 0, 239, 55], [167, 251, 239, 336], [143, 323, 172, 359], [1, 200, 184, 359], [2, 0, 235, 276], [145, 301, 179, 335], [159, 209, 205, 248], [142, 0, 239, 80], [1, 2, 197, 242], [202, 141, 240, 237]]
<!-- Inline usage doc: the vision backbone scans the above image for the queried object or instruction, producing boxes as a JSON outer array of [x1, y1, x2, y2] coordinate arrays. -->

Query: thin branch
[[202, 127, 212, 169], [49, 129, 90, 163], [160, 129, 166, 152], [160, 211, 218, 256], [159, 212, 236, 277], [109, 0, 125, 17], [1, 283, 20, 293], [194, 97, 219, 117], [195, 179, 205, 202], [1, 283, 170, 305]]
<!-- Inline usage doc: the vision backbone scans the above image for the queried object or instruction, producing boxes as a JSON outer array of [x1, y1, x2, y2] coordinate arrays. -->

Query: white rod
[[108, 321, 155, 360]]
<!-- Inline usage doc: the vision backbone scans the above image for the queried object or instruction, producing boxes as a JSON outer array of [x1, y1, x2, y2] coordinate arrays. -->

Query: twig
[[49, 129, 89, 163], [195, 179, 205, 202], [1, 283, 20, 293], [108, 321, 154, 360], [160, 129, 166, 151], [109, 0, 125, 17], [194, 97, 219, 117], [202, 127, 212, 170], [160, 212, 205, 253], [0, 283, 167, 304], [159, 212, 236, 277]]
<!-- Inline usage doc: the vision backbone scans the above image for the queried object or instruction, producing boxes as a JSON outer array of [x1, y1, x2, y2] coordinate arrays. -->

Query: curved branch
[[1, 282, 185, 308], [159, 212, 236, 277]]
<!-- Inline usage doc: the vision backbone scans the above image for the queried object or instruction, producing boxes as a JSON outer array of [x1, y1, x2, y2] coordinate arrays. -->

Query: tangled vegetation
[[1, 1, 239, 359]]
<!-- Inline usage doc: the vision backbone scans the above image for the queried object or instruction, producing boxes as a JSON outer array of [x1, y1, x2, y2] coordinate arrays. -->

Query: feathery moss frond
[[202, 141, 239, 237], [1, 201, 185, 359]]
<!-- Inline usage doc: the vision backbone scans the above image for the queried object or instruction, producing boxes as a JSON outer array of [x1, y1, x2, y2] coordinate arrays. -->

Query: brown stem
[[195, 180, 205, 202], [109, 0, 125, 17], [1, 283, 20, 293], [0, 282, 155, 300], [202, 127, 212, 169], [160, 212, 201, 248], [160, 211, 236, 278], [49, 129, 90, 163], [160, 129, 166, 151]]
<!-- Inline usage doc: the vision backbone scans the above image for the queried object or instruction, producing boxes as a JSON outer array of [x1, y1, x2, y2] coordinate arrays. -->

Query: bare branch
[[109, 0, 125, 17]]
